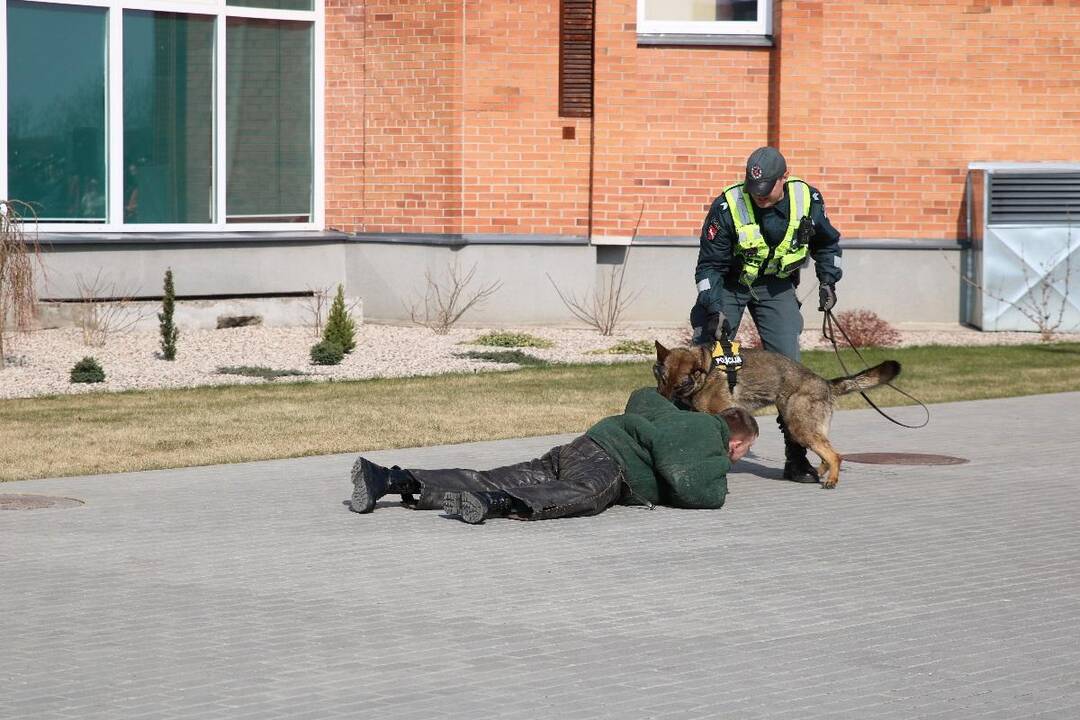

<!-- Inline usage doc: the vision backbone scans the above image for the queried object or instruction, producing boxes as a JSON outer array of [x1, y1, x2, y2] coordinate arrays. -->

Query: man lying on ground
[[348, 387, 759, 524]]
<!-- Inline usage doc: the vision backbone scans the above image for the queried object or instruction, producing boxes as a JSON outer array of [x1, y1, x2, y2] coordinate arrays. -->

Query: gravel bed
[[1, 323, 1076, 400]]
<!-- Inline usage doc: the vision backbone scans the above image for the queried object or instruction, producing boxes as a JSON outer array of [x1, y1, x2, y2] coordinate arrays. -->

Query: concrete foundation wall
[[26, 238, 964, 330], [33, 236, 348, 301], [347, 240, 964, 328]]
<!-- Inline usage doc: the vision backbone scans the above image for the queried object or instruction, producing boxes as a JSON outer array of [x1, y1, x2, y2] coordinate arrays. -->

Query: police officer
[[690, 146, 842, 483]]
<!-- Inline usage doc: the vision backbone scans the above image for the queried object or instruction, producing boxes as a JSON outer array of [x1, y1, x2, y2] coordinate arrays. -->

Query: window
[[559, 0, 594, 118], [226, 19, 312, 223], [8, 2, 107, 222], [637, 0, 771, 38], [2, 0, 322, 231]]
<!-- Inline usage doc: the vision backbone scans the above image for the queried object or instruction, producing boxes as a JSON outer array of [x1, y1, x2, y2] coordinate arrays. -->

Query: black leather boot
[[442, 490, 522, 524], [350, 457, 420, 513], [777, 415, 820, 484]]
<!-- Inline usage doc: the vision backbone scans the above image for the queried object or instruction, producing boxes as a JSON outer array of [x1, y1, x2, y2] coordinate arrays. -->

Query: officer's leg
[[747, 280, 818, 483], [746, 279, 803, 362]]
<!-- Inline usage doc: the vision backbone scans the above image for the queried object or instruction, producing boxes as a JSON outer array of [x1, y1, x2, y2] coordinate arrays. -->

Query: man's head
[[744, 146, 789, 208], [717, 406, 759, 462]]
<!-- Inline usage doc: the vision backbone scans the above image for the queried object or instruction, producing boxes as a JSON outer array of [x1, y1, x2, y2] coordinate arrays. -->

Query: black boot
[[350, 457, 419, 513], [442, 490, 522, 524], [777, 415, 820, 484]]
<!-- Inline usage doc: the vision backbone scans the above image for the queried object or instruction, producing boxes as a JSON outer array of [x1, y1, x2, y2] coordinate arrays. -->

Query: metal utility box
[[965, 162, 1080, 332]]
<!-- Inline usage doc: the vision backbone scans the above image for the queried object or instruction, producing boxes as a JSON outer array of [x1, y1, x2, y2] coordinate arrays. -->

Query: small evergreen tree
[[70, 356, 105, 383], [310, 339, 345, 366], [322, 284, 356, 353], [159, 268, 179, 360]]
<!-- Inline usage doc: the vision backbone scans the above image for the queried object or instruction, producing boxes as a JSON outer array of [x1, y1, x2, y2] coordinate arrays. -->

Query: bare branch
[[74, 270, 150, 347], [945, 224, 1076, 342], [407, 261, 502, 334], [0, 200, 42, 369], [547, 204, 645, 336], [304, 286, 332, 339]]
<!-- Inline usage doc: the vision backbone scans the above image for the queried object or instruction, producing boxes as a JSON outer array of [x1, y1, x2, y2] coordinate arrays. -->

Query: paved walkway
[[3, 392, 1080, 719]]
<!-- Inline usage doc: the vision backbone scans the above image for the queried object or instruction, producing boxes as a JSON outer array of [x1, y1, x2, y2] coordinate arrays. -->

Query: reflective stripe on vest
[[722, 178, 812, 287]]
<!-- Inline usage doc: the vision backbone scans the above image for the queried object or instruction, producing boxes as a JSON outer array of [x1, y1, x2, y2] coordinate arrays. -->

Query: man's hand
[[818, 283, 837, 312]]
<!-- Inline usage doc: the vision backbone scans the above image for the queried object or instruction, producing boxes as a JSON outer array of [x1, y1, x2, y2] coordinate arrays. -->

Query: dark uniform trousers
[[405, 435, 625, 521], [691, 275, 804, 363]]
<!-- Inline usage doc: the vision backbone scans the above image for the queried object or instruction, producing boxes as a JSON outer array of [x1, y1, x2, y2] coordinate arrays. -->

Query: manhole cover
[[844, 452, 968, 466], [0, 494, 85, 511]]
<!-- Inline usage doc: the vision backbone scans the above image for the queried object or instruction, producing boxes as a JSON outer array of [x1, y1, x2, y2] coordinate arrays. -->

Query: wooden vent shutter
[[559, 0, 594, 118]]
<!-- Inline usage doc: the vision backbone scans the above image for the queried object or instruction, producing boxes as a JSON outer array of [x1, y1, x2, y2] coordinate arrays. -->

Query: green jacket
[[586, 387, 732, 509]]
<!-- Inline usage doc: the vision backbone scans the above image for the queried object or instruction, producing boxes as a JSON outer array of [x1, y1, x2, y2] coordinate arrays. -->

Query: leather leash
[[821, 308, 930, 429]]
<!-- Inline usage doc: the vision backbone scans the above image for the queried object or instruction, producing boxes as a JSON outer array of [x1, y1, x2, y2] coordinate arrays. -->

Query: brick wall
[[786, 0, 1080, 240], [326, 0, 1080, 241], [325, 1, 462, 234]]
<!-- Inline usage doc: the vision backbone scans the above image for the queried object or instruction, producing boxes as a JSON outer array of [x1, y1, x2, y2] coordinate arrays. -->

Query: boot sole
[[442, 491, 486, 524], [349, 458, 376, 513]]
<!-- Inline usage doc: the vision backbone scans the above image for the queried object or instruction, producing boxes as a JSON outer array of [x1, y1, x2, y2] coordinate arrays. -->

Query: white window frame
[[0, 0, 325, 233], [636, 0, 772, 37]]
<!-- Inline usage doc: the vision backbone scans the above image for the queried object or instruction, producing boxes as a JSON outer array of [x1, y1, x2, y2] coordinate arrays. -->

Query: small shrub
[[322, 284, 356, 353], [468, 331, 554, 348], [216, 366, 308, 381], [828, 309, 901, 348], [456, 350, 549, 367], [159, 268, 179, 360], [310, 339, 345, 366], [589, 339, 654, 355], [70, 356, 105, 384]]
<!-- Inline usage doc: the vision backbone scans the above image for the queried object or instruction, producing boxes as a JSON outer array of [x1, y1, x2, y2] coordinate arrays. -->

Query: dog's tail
[[829, 360, 901, 396]]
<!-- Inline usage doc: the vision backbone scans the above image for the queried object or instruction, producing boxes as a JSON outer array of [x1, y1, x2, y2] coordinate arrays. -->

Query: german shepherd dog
[[653, 341, 900, 488]]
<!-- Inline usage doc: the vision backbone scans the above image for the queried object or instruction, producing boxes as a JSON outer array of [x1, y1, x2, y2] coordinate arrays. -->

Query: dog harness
[[722, 177, 813, 288], [710, 320, 743, 393]]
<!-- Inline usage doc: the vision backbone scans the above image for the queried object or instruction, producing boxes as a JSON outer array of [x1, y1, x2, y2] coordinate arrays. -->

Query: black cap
[[744, 146, 787, 196]]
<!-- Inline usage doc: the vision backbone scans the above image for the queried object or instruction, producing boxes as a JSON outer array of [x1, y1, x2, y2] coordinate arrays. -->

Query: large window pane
[[226, 19, 312, 223], [124, 11, 215, 224], [7, 1, 106, 222], [643, 0, 758, 22], [227, 0, 313, 11]]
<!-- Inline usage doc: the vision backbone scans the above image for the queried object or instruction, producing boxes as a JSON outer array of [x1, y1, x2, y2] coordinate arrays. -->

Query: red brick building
[[14, 0, 1079, 328], [326, 0, 1080, 243]]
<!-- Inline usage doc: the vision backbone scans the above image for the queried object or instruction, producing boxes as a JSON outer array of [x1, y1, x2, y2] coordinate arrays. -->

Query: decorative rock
[[216, 315, 263, 329]]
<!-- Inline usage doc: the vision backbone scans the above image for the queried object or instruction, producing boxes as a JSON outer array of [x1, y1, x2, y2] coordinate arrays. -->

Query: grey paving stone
[[2, 391, 1079, 719]]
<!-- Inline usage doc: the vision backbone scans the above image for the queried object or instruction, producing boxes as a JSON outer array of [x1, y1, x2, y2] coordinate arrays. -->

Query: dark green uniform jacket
[[695, 183, 842, 315], [586, 387, 732, 509]]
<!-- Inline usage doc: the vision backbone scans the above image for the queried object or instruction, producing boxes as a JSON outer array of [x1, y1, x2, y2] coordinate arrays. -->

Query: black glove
[[795, 216, 815, 248], [818, 283, 836, 312]]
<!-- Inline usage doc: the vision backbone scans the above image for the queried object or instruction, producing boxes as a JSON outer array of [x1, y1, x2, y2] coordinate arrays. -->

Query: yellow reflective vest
[[721, 177, 812, 287]]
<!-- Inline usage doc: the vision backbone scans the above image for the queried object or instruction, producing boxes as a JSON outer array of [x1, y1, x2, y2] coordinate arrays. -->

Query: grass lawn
[[2, 342, 1078, 482]]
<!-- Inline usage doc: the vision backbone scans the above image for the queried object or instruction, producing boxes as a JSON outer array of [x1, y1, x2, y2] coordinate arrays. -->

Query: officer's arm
[[694, 198, 736, 314], [807, 189, 842, 286]]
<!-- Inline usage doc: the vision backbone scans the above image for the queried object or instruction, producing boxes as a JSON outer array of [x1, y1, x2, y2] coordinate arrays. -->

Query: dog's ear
[[655, 340, 669, 363]]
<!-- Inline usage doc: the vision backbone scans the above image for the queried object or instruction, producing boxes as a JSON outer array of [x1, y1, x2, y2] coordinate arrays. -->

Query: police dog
[[653, 341, 900, 488]]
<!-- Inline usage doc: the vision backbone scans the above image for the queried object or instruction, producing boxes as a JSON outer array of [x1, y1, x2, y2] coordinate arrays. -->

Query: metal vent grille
[[989, 172, 1080, 224], [559, 0, 594, 118]]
